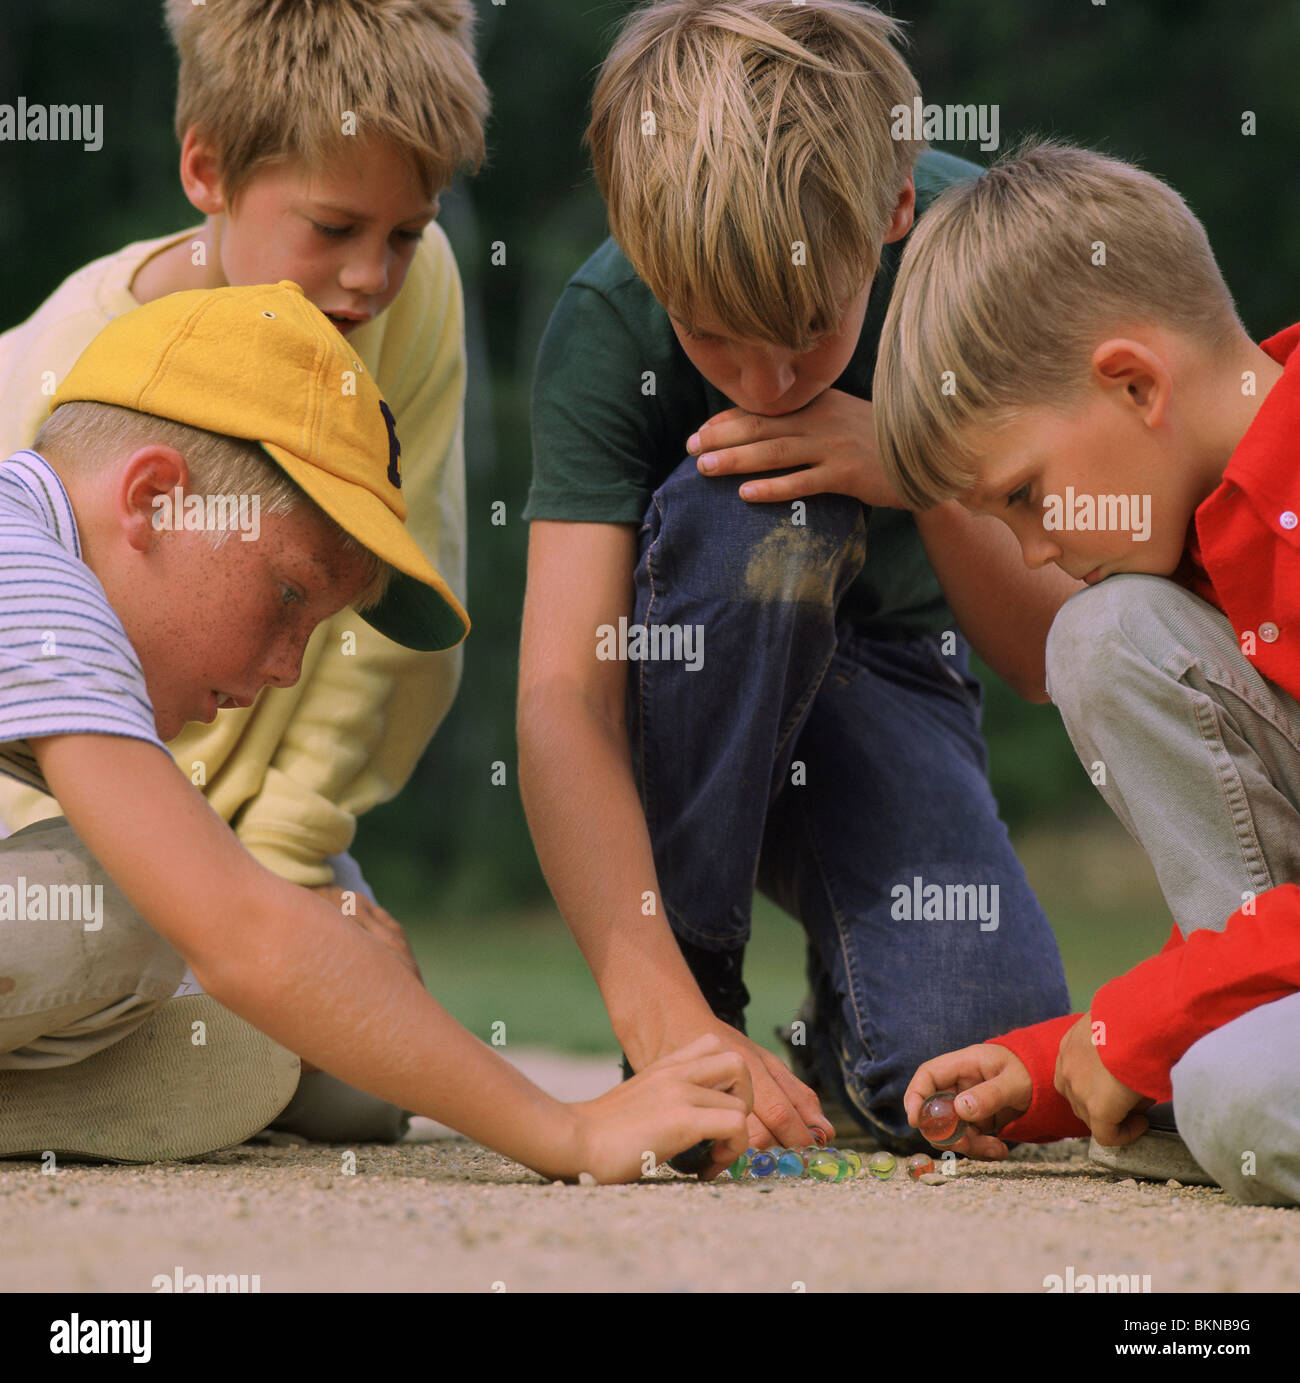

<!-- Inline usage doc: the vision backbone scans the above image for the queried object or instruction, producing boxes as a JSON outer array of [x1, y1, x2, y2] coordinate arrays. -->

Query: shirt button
[[1260, 622, 1280, 642], [1282, 511, 1298, 530]]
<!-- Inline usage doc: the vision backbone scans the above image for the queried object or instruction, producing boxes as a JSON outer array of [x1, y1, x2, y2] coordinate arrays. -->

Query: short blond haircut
[[587, 0, 924, 351], [35, 402, 392, 610], [164, 0, 489, 204], [874, 140, 1243, 509]]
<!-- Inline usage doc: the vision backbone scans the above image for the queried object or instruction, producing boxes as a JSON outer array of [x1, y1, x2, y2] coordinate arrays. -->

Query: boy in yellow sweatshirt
[[0, 0, 485, 1140]]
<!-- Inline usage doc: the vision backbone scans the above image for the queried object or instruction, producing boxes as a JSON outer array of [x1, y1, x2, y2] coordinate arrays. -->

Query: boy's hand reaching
[[1054, 1012, 1151, 1147], [904, 1043, 1033, 1159], [566, 1036, 752, 1184], [648, 1016, 834, 1167], [310, 884, 423, 982], [687, 390, 904, 509]]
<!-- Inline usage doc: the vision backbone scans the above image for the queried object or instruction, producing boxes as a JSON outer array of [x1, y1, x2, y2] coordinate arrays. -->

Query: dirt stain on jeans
[[743, 526, 864, 604]]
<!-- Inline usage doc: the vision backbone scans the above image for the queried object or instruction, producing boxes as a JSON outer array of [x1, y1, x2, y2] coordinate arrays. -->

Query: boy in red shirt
[[873, 140, 1300, 1206]]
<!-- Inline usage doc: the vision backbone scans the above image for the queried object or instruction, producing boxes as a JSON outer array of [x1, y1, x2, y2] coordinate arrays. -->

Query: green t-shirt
[[524, 148, 982, 635]]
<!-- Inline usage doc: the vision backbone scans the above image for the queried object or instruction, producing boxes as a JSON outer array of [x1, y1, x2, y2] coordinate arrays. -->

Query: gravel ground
[[2, 1049, 1296, 1294]]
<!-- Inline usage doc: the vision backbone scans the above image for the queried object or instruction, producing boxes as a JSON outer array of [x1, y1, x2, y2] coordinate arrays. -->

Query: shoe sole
[[0, 995, 300, 1164], [1089, 1130, 1217, 1186]]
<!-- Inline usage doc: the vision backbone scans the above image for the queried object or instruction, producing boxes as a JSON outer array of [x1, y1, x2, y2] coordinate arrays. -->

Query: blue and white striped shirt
[[0, 450, 165, 792]]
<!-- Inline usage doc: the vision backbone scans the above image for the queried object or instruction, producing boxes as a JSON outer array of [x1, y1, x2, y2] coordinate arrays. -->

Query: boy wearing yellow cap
[[0, 282, 750, 1177], [0, 0, 484, 1140]]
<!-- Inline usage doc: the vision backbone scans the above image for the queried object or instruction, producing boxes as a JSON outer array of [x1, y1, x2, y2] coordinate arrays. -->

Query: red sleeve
[[988, 1013, 1089, 1143], [1091, 884, 1300, 1100]]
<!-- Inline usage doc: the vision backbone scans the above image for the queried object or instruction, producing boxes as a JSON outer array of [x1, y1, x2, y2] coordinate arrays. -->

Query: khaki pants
[[0, 815, 409, 1142], [0, 817, 186, 1069]]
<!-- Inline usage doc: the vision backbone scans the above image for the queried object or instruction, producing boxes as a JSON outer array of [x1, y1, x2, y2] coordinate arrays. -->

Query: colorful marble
[[806, 1149, 841, 1181], [907, 1153, 935, 1180], [748, 1149, 778, 1178], [918, 1091, 968, 1147], [809, 1125, 829, 1147], [867, 1150, 897, 1181], [840, 1149, 862, 1178], [727, 1150, 753, 1180], [775, 1149, 807, 1178]]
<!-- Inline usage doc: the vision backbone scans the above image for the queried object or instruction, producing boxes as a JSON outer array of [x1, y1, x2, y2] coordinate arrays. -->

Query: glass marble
[[867, 1150, 897, 1181], [775, 1149, 807, 1178], [806, 1149, 841, 1181], [840, 1149, 863, 1178], [918, 1091, 968, 1147], [809, 1125, 829, 1147], [748, 1150, 778, 1178], [907, 1153, 935, 1180], [727, 1150, 753, 1180]]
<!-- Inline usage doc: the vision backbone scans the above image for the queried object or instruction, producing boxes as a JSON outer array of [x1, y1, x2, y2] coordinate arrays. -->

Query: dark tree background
[[2, 1, 1297, 917]]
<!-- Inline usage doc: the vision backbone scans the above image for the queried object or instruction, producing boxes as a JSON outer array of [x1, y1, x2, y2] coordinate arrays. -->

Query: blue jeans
[[627, 455, 1070, 1148]]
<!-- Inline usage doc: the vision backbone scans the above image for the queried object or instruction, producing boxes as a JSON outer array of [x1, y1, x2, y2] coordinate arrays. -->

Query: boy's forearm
[[203, 876, 581, 1176], [517, 691, 715, 1064], [915, 502, 1080, 701], [32, 735, 582, 1178]]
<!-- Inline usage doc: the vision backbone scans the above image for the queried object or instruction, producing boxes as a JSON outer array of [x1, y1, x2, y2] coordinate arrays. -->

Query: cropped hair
[[35, 401, 392, 610], [163, 0, 489, 204], [874, 139, 1243, 509], [586, 0, 923, 351]]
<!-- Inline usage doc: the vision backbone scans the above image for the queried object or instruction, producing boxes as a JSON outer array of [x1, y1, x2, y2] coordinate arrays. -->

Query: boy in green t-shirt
[[520, 0, 1079, 1173]]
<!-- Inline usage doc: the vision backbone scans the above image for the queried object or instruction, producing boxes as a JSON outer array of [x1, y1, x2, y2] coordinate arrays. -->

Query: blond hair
[[163, 0, 489, 204], [874, 140, 1242, 509], [587, 0, 923, 351], [35, 402, 392, 610]]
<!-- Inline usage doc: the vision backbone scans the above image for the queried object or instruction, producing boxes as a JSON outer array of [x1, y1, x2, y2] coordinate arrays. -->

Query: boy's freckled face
[[961, 397, 1203, 584], [125, 507, 375, 742], [214, 137, 438, 336], [667, 279, 871, 416]]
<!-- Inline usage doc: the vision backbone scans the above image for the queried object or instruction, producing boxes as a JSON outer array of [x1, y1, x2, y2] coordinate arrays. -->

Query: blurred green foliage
[[2, 1, 1297, 924]]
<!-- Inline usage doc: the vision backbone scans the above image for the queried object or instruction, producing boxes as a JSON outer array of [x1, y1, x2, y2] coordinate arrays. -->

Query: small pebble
[[1166, 1178, 1183, 1189], [578, 1172, 597, 1187], [918, 1172, 948, 1186], [1118, 1178, 1138, 1188]]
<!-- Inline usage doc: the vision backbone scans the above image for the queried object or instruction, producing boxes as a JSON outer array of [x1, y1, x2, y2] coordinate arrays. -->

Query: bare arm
[[915, 502, 1081, 702], [517, 520, 827, 1158], [32, 733, 748, 1182]]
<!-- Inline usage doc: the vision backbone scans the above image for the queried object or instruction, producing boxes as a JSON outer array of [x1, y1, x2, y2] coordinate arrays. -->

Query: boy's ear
[[881, 176, 916, 246], [1092, 339, 1172, 427], [178, 128, 227, 216], [116, 446, 191, 553]]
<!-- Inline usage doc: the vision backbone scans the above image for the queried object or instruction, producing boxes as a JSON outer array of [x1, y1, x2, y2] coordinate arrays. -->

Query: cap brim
[[359, 570, 470, 652], [261, 442, 469, 652]]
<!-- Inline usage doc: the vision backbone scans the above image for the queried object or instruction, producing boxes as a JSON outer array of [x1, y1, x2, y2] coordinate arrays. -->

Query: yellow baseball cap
[[50, 280, 469, 651]]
